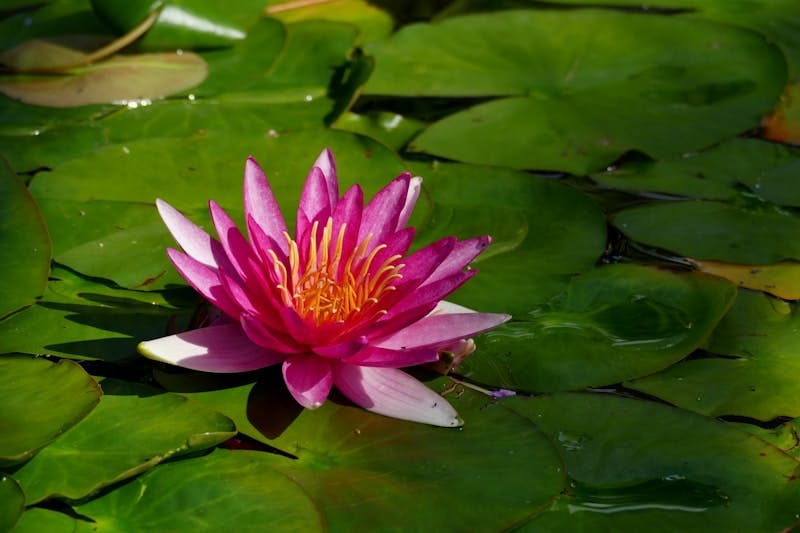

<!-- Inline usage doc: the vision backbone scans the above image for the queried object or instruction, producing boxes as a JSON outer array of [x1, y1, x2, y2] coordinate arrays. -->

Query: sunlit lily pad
[[613, 200, 800, 264], [266, 0, 393, 43], [332, 111, 425, 150], [366, 10, 785, 174], [506, 393, 800, 531], [627, 289, 800, 421], [157, 370, 566, 531], [12, 379, 236, 504], [0, 52, 208, 108], [0, 355, 101, 467], [458, 264, 735, 392], [763, 80, 800, 144], [0, 476, 24, 532], [690, 259, 800, 300], [0, 161, 51, 319]]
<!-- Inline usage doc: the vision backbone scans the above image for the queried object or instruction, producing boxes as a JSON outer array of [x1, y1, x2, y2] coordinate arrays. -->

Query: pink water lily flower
[[139, 149, 510, 427]]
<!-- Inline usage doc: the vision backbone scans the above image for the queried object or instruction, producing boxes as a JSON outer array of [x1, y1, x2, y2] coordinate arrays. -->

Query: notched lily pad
[[458, 264, 735, 392], [0, 51, 208, 107]]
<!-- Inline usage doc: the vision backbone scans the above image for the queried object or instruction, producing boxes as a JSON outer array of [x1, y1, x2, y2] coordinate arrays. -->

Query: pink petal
[[313, 336, 369, 358], [342, 345, 439, 368], [422, 236, 491, 286], [387, 270, 475, 319], [313, 147, 339, 209], [243, 157, 289, 257], [138, 324, 284, 373], [241, 313, 303, 354], [396, 176, 422, 230], [156, 199, 221, 269], [296, 167, 333, 245], [430, 300, 477, 315], [332, 364, 461, 427], [208, 200, 255, 284], [358, 173, 411, 249], [331, 184, 363, 274], [166, 248, 240, 319], [282, 354, 333, 409], [376, 312, 511, 350]]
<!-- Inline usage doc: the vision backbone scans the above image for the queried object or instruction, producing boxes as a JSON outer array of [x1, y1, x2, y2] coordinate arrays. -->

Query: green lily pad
[[365, 10, 785, 174], [0, 266, 193, 361], [613, 200, 800, 264], [0, 476, 24, 532], [506, 393, 800, 531], [12, 379, 236, 504], [409, 162, 607, 314], [0, 161, 51, 319], [332, 111, 426, 151], [13, 507, 86, 533], [0, 355, 101, 467], [28, 128, 405, 289], [593, 138, 800, 202], [458, 264, 735, 392], [157, 370, 566, 531], [628, 289, 800, 420]]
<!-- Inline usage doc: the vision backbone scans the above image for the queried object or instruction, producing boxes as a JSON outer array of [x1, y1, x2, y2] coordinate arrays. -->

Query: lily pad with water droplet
[[458, 264, 735, 392]]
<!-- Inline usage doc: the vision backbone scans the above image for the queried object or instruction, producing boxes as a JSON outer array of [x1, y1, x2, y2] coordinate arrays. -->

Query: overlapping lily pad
[[157, 371, 566, 531], [0, 476, 24, 532], [506, 393, 800, 531], [613, 200, 800, 264], [365, 9, 786, 174], [458, 264, 735, 392], [12, 379, 236, 504], [0, 355, 101, 466], [629, 289, 800, 421], [0, 162, 51, 319]]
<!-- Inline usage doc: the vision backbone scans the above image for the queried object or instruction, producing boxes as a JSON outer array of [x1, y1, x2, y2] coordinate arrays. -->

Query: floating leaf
[[0, 161, 51, 319], [762, 81, 800, 144], [12, 379, 236, 504], [266, 0, 393, 43], [332, 111, 425, 150], [690, 259, 800, 300], [458, 264, 735, 392], [366, 10, 785, 173], [507, 393, 800, 531], [613, 200, 800, 264], [157, 371, 566, 531], [628, 289, 800, 420], [0, 476, 24, 532], [0, 355, 101, 467], [0, 52, 208, 108]]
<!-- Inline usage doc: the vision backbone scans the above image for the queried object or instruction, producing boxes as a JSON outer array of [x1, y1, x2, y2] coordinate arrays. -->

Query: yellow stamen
[[266, 217, 404, 326]]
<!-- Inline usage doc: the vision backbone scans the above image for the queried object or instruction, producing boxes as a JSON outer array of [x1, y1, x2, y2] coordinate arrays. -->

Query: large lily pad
[[365, 10, 785, 174], [0, 355, 101, 467], [409, 162, 607, 314], [12, 379, 236, 504], [458, 264, 735, 392], [0, 161, 51, 319], [613, 200, 800, 264], [0, 266, 193, 361], [157, 370, 566, 530], [71, 449, 323, 532], [0, 476, 24, 532], [628, 289, 800, 421], [507, 393, 800, 531]]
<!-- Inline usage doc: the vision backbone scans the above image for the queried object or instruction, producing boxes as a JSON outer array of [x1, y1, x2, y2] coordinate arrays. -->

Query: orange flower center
[[267, 218, 404, 326]]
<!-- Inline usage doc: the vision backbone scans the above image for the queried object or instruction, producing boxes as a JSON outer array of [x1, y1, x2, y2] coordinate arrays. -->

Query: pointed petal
[[313, 335, 369, 358], [209, 200, 255, 284], [156, 199, 221, 268], [296, 167, 333, 242], [241, 313, 303, 354], [313, 147, 339, 208], [423, 236, 491, 286], [376, 312, 511, 350], [331, 184, 363, 272], [396, 176, 422, 230], [332, 364, 461, 427], [243, 157, 289, 257], [430, 300, 477, 315], [282, 354, 333, 409], [343, 345, 439, 368], [358, 173, 411, 249], [388, 270, 475, 319], [166, 248, 240, 319], [138, 324, 284, 373]]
